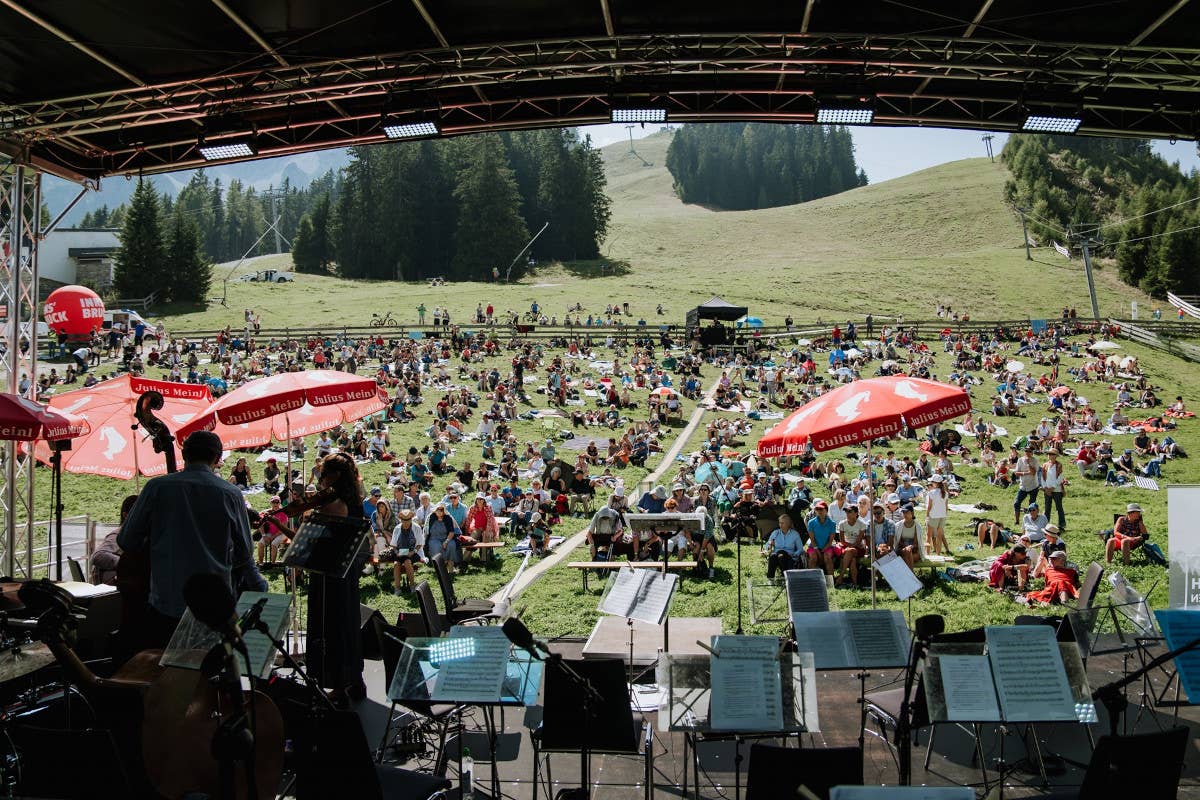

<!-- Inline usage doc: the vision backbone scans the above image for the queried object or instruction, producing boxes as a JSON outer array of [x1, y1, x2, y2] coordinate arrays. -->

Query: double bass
[[108, 392, 284, 799], [114, 390, 177, 651]]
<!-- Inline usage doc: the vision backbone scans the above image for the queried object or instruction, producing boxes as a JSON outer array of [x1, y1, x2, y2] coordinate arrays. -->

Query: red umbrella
[[756, 376, 971, 458], [33, 375, 212, 480], [0, 393, 90, 440], [0, 392, 90, 581], [178, 370, 386, 440], [757, 376, 971, 608]]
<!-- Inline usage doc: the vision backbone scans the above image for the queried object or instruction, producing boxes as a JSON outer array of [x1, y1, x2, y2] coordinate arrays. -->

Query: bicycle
[[371, 311, 398, 328]]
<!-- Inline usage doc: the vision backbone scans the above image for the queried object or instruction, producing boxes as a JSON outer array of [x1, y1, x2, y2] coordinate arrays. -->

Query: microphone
[[502, 617, 551, 660], [237, 597, 269, 635]]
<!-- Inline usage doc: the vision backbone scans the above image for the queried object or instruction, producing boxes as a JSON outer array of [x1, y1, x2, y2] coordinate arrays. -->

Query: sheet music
[[785, 569, 829, 613], [939, 655, 1001, 721], [431, 626, 511, 703], [598, 567, 679, 624], [1154, 610, 1200, 702], [846, 610, 910, 667], [985, 626, 1076, 722], [873, 552, 924, 601], [235, 592, 292, 679], [791, 612, 855, 669], [158, 591, 291, 678], [709, 636, 784, 731]]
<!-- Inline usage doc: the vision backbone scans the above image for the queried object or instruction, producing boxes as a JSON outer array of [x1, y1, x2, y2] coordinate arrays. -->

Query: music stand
[[598, 562, 680, 667], [389, 630, 542, 799], [923, 636, 1097, 791], [535, 657, 652, 800], [657, 649, 817, 800]]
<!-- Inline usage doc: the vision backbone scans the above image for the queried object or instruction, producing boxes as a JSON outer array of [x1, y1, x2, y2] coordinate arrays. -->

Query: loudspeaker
[[360, 604, 386, 661]]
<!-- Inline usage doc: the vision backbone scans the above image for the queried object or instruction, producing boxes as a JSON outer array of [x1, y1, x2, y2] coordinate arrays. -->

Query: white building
[[38, 228, 119, 296]]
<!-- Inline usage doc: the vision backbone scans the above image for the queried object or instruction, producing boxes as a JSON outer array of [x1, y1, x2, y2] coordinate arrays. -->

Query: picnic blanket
[[1165, 410, 1195, 419], [1133, 475, 1160, 491], [949, 502, 998, 514], [511, 535, 566, 554], [956, 424, 1008, 438]]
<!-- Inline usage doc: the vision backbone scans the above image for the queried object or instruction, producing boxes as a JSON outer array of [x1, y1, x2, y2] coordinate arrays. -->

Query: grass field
[[156, 132, 1157, 335], [22, 132, 1198, 637]]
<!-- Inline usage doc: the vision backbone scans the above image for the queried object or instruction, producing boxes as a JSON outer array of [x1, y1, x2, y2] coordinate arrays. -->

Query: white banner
[[1168, 485, 1200, 608], [1053, 241, 1071, 259]]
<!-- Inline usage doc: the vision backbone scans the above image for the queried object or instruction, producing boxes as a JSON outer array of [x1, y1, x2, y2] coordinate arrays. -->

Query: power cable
[[1097, 193, 1200, 231]]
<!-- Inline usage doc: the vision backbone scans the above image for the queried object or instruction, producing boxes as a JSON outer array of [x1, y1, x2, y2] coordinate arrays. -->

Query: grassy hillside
[[155, 130, 1155, 334]]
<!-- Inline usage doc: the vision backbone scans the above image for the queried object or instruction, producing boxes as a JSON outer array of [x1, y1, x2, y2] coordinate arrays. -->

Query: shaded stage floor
[[353, 634, 1200, 798]]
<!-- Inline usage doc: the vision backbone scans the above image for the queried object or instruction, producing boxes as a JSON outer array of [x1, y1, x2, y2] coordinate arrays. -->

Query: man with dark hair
[[118, 430, 266, 650]]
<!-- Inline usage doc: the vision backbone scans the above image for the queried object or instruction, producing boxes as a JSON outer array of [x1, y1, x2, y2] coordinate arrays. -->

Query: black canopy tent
[[687, 297, 748, 345]]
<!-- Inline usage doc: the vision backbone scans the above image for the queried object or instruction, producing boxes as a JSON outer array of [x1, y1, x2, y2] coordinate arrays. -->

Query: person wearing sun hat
[[389, 508, 426, 595], [1107, 502, 1149, 565], [1026, 549, 1079, 605], [1032, 523, 1066, 578], [637, 484, 668, 514]]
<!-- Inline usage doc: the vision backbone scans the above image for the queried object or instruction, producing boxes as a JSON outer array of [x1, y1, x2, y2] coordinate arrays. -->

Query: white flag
[[1053, 241, 1071, 259]]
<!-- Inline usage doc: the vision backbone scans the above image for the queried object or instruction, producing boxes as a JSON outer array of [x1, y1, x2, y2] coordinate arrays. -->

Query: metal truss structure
[[0, 163, 38, 577], [1, 28, 1198, 182]]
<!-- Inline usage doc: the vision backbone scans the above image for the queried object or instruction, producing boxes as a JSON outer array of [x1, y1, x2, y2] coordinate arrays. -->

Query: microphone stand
[[1092, 634, 1200, 738], [521, 641, 604, 800], [208, 637, 259, 800], [897, 625, 939, 786]]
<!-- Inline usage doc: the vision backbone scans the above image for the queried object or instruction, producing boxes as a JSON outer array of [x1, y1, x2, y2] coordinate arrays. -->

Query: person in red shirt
[[465, 493, 499, 543]]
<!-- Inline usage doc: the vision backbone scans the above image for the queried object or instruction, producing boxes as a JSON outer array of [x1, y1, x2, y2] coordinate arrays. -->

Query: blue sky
[[581, 123, 1200, 184]]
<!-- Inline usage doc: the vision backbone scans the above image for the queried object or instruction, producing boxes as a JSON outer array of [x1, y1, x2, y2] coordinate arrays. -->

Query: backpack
[[1144, 542, 1167, 566]]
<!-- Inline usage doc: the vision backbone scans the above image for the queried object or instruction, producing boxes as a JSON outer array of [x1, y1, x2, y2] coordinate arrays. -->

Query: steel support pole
[[0, 163, 40, 577]]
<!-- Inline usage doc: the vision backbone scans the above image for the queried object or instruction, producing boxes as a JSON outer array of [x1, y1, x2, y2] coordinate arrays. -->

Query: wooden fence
[[165, 315, 1200, 348]]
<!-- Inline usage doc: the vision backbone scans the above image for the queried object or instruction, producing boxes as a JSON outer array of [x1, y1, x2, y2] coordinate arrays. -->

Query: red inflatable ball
[[43, 285, 105, 336]]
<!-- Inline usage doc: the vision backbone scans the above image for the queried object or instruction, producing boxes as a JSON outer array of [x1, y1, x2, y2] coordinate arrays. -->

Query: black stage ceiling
[[0, 0, 1197, 182]]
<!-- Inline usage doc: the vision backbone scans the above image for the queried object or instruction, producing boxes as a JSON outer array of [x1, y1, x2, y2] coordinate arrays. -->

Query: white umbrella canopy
[[1089, 341, 1121, 351], [1005, 360, 1025, 373], [843, 347, 864, 359]]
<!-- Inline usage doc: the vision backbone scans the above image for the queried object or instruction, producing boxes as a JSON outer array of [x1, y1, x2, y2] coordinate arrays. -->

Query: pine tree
[[292, 193, 334, 274], [164, 206, 212, 303], [452, 135, 529, 279], [112, 178, 166, 298]]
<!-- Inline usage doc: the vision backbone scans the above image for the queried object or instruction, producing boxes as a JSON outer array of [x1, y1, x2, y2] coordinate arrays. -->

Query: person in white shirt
[[836, 505, 869, 586], [1012, 446, 1040, 526], [389, 509, 426, 595], [316, 432, 334, 458], [1018, 502, 1049, 545], [924, 474, 950, 555], [1039, 449, 1067, 531]]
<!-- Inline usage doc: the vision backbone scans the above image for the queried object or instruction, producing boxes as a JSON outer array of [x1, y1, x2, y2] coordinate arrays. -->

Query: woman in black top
[[307, 452, 369, 703], [229, 457, 252, 489]]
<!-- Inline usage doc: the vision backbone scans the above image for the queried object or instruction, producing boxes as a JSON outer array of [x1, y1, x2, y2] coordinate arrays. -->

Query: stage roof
[[1, 0, 1198, 182]]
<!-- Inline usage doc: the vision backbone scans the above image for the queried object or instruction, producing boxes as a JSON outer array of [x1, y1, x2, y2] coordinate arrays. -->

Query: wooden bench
[[567, 559, 699, 591], [464, 540, 506, 563]]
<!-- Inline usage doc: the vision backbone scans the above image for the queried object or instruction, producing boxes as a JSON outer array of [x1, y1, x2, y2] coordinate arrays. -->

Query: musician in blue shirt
[[765, 514, 804, 579]]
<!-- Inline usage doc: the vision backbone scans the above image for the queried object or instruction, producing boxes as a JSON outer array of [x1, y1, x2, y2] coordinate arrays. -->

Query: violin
[[254, 487, 338, 541]]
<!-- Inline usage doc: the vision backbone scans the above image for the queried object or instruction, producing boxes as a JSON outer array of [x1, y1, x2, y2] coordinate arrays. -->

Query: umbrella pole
[[869, 439, 877, 609], [133, 437, 140, 493], [51, 446, 63, 582]]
